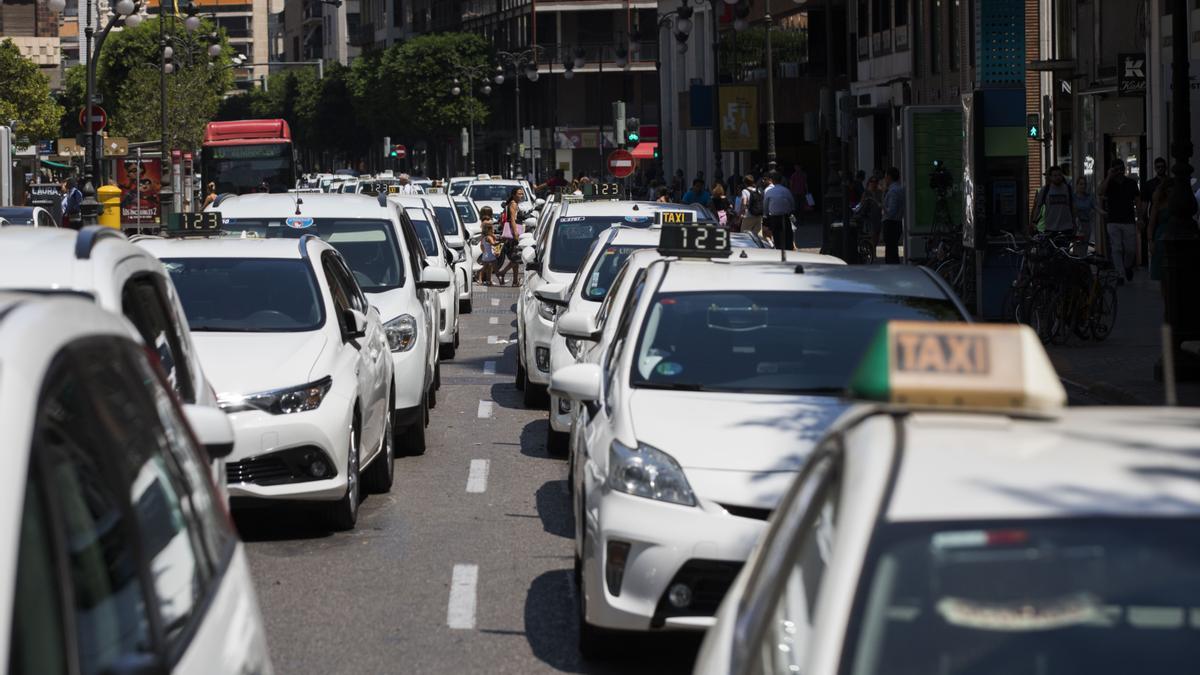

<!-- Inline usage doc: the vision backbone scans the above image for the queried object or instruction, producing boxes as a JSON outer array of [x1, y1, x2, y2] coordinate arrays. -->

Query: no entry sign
[[607, 148, 635, 179], [79, 106, 107, 133]]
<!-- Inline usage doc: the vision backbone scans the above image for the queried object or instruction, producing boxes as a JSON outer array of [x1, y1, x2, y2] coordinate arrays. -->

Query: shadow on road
[[233, 504, 336, 542], [535, 479, 574, 539], [520, 418, 552, 459], [522, 569, 701, 674]]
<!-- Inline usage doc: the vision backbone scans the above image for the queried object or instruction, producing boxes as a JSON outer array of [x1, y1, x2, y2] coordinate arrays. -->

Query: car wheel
[[515, 354, 527, 391], [454, 328, 461, 349], [441, 339, 457, 360], [326, 424, 361, 531], [548, 428, 569, 457], [363, 408, 395, 493], [459, 297, 472, 314], [523, 382, 549, 409], [397, 395, 428, 455], [429, 377, 438, 409], [434, 361, 442, 390]]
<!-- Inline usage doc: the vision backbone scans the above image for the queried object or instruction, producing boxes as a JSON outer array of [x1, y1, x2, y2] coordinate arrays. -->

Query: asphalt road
[[235, 285, 701, 675]]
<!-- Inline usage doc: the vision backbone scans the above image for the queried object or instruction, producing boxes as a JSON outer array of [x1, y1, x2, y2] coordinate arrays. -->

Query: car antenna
[[294, 196, 303, 215], [794, 263, 805, 274]]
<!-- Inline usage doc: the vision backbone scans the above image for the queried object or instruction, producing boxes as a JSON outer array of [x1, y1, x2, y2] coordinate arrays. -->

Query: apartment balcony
[[303, 0, 323, 25]]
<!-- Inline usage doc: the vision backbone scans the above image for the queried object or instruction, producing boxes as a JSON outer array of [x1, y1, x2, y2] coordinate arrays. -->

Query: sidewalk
[[1046, 269, 1200, 406]]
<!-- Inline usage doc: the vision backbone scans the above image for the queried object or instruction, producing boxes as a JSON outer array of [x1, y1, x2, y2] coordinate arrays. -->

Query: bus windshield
[[201, 142, 295, 194]]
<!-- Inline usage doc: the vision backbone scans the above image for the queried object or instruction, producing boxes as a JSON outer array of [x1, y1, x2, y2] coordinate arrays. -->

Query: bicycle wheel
[[857, 238, 876, 264], [1090, 281, 1119, 341], [1029, 284, 1059, 344], [935, 257, 961, 289]]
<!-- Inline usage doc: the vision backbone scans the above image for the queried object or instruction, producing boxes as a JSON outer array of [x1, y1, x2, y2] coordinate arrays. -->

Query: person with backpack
[[738, 174, 763, 235], [1029, 165, 1076, 239]]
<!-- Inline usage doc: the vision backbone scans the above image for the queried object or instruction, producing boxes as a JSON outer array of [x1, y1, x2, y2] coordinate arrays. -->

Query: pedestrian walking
[[1147, 179, 1175, 284], [1099, 160, 1139, 282], [478, 213, 500, 286], [763, 171, 796, 250], [1139, 157, 1168, 267], [854, 174, 883, 255], [655, 187, 671, 203], [788, 165, 813, 221], [1073, 177, 1097, 250], [711, 183, 732, 228], [681, 179, 711, 207], [881, 167, 905, 264], [202, 181, 218, 209], [738, 175, 763, 236], [60, 177, 83, 230], [495, 186, 525, 286], [1029, 166, 1076, 236]]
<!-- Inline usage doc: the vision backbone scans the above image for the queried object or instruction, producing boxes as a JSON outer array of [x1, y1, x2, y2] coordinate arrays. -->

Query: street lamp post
[[496, 46, 544, 179], [450, 66, 495, 175], [765, 0, 776, 171], [81, 0, 138, 226]]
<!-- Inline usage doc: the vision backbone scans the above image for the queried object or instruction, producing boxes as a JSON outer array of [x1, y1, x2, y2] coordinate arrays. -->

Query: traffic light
[[1026, 113, 1040, 139], [389, 145, 400, 158], [625, 117, 640, 144], [653, 145, 661, 160]]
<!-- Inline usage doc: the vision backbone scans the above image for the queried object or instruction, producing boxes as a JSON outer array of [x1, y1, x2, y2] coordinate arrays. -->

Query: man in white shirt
[[394, 173, 419, 194], [763, 171, 796, 250]]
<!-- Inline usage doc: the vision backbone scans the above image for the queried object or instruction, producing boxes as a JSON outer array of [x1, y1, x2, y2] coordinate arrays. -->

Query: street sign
[[78, 106, 107, 133], [36, 139, 54, 156], [1118, 53, 1147, 96], [395, 144, 407, 159], [105, 137, 129, 156], [56, 138, 84, 157], [607, 148, 635, 179]]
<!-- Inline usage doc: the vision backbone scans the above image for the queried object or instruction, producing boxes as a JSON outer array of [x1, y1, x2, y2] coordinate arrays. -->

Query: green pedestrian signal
[[389, 146, 399, 158], [1026, 114, 1040, 139], [626, 129, 640, 144]]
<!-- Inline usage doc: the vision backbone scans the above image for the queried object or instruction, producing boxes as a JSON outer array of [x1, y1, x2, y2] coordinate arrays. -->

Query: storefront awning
[[631, 142, 657, 160], [40, 159, 72, 169]]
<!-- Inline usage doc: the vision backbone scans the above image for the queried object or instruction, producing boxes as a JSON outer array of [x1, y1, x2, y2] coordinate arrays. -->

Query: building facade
[[0, 0, 63, 88]]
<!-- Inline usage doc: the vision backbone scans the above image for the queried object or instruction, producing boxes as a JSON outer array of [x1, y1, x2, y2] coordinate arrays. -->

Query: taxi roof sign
[[849, 321, 1065, 413]]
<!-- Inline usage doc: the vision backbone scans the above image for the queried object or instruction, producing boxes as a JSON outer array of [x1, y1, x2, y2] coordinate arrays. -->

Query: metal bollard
[[97, 184, 122, 229]]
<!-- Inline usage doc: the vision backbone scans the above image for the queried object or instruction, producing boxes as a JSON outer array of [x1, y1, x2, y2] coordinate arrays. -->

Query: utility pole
[[765, 0, 776, 171]]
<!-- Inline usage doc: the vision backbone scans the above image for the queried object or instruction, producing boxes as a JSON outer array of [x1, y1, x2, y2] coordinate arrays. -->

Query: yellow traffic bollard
[[97, 184, 122, 229]]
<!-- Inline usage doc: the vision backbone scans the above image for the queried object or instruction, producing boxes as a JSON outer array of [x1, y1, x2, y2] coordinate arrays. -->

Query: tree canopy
[[0, 39, 64, 145]]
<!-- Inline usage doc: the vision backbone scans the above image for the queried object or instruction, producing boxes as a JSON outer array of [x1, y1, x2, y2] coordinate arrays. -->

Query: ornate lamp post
[[496, 46, 545, 178], [450, 64, 496, 175]]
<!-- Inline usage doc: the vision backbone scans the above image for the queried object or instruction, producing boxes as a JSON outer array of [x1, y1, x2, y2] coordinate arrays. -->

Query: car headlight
[[537, 300, 557, 321], [607, 440, 696, 507], [385, 314, 418, 352], [218, 376, 333, 415]]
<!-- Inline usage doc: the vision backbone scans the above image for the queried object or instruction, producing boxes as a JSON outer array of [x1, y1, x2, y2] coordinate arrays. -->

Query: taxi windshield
[[467, 184, 522, 202], [221, 218, 404, 292], [431, 206, 459, 236], [630, 291, 961, 394], [841, 519, 1200, 675], [454, 200, 479, 225], [408, 215, 439, 255], [550, 217, 653, 273], [162, 258, 324, 332], [582, 244, 652, 301]]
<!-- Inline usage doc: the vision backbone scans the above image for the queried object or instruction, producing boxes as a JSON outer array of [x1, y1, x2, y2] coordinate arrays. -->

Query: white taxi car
[[392, 196, 461, 359], [423, 192, 475, 314], [516, 200, 710, 408], [139, 234, 395, 530], [0, 292, 272, 674], [692, 322, 1200, 675], [209, 193, 450, 453], [453, 195, 482, 239], [549, 223, 970, 656], [0, 226, 227, 495], [464, 178, 536, 221], [544, 233, 843, 454]]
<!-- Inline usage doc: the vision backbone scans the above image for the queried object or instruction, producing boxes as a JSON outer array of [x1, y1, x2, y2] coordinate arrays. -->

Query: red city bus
[[201, 119, 297, 194]]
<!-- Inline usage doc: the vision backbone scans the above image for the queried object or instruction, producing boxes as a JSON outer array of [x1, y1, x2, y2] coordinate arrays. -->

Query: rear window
[[582, 245, 652, 301], [454, 200, 478, 224], [549, 216, 653, 274], [431, 206, 459, 236]]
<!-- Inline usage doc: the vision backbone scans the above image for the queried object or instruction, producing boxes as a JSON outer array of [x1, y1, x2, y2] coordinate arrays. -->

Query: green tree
[[0, 39, 64, 145], [96, 16, 233, 147], [384, 33, 492, 138], [56, 64, 87, 137]]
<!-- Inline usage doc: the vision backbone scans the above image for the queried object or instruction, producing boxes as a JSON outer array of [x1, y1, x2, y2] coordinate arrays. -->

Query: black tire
[[460, 298, 473, 315], [434, 361, 442, 390], [440, 339, 457, 360], [857, 238, 875, 264], [428, 378, 438, 409], [1091, 283, 1119, 341], [523, 381, 549, 409], [548, 428, 569, 456], [515, 353, 527, 391], [326, 424, 361, 531], [363, 409, 395, 493], [397, 396, 428, 455]]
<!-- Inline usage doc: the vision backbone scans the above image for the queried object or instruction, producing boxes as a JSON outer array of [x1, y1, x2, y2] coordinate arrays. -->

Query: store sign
[[1118, 53, 1146, 95]]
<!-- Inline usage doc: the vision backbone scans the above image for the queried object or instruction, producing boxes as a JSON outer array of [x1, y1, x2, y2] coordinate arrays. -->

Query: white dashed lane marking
[[466, 459, 489, 493], [483, 361, 496, 375], [447, 564, 478, 629], [491, 298, 500, 307], [489, 317, 499, 325], [476, 400, 494, 418]]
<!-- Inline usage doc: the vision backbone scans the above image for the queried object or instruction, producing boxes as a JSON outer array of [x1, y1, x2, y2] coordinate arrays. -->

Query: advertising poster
[[718, 85, 759, 151], [904, 107, 964, 239], [117, 157, 162, 225]]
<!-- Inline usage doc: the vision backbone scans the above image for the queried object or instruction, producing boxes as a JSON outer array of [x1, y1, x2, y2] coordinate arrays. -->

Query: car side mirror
[[534, 282, 570, 307], [535, 197, 546, 208], [343, 308, 368, 339], [518, 233, 535, 248], [556, 311, 600, 340], [521, 246, 538, 266], [550, 363, 603, 403], [444, 249, 455, 265], [183, 404, 234, 460], [417, 266, 452, 290]]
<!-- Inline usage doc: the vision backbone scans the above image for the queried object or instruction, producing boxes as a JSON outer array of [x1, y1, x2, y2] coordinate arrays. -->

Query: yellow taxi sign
[[655, 210, 696, 225], [850, 321, 1065, 413]]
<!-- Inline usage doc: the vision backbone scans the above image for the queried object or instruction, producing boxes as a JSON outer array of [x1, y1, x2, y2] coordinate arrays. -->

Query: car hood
[[628, 389, 849, 475], [365, 286, 416, 323], [192, 331, 328, 396]]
